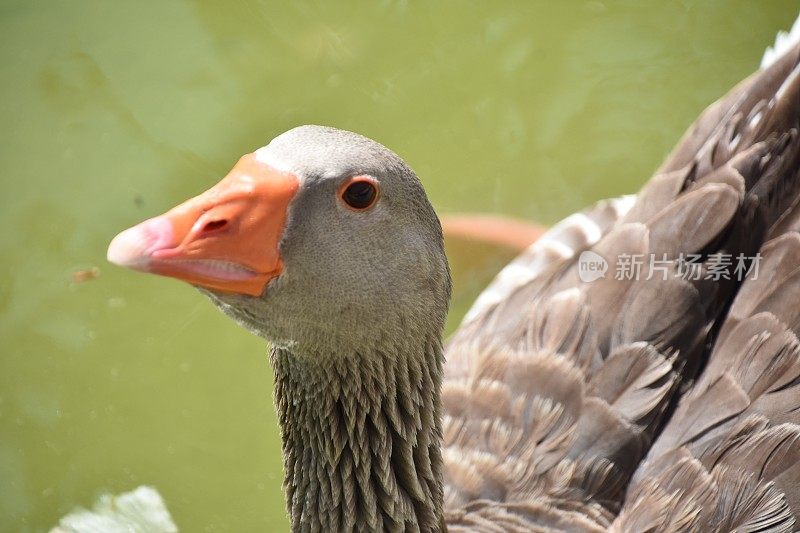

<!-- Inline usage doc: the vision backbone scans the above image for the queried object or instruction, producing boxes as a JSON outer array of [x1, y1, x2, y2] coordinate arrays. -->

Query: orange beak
[[107, 153, 300, 296]]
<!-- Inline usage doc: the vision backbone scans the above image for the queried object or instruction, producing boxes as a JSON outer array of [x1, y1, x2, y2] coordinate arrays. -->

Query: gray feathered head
[[108, 125, 451, 353]]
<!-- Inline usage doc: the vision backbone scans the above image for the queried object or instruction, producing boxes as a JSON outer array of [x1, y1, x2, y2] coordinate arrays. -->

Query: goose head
[[108, 125, 451, 354]]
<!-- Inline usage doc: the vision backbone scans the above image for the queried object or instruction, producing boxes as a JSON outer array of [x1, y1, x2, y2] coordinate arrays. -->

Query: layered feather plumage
[[442, 31, 800, 532]]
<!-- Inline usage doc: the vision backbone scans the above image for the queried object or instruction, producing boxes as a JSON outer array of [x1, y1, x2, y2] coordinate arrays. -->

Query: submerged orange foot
[[440, 214, 546, 251]]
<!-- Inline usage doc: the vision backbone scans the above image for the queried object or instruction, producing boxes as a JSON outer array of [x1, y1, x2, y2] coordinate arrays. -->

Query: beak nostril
[[201, 219, 228, 233]]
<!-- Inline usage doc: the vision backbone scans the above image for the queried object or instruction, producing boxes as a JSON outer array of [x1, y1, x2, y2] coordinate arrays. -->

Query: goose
[[60, 12, 800, 533]]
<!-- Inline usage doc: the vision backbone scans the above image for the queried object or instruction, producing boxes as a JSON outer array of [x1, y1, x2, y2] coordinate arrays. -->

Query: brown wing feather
[[614, 234, 800, 532], [444, 37, 800, 532]]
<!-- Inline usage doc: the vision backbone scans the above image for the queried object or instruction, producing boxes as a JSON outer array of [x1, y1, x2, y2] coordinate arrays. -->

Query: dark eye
[[341, 178, 378, 210]]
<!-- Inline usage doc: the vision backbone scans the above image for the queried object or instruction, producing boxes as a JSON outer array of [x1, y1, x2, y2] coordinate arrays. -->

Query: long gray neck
[[271, 336, 445, 532]]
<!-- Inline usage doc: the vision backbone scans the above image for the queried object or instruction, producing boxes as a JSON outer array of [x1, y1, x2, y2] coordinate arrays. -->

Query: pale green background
[[1, 1, 797, 530]]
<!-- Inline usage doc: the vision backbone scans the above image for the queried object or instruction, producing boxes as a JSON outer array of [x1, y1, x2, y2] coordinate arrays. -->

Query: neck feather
[[271, 335, 445, 532]]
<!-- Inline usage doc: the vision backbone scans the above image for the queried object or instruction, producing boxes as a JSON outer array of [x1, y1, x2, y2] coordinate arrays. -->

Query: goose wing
[[611, 232, 800, 533], [442, 29, 800, 532]]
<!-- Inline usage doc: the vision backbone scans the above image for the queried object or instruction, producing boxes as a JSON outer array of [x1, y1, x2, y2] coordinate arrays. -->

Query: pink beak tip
[[107, 217, 174, 270]]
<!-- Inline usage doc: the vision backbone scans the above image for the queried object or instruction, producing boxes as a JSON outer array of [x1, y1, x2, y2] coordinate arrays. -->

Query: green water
[[1, 1, 796, 530]]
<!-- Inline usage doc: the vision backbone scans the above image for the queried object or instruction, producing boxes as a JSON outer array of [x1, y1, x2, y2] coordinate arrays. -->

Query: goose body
[[94, 13, 800, 533]]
